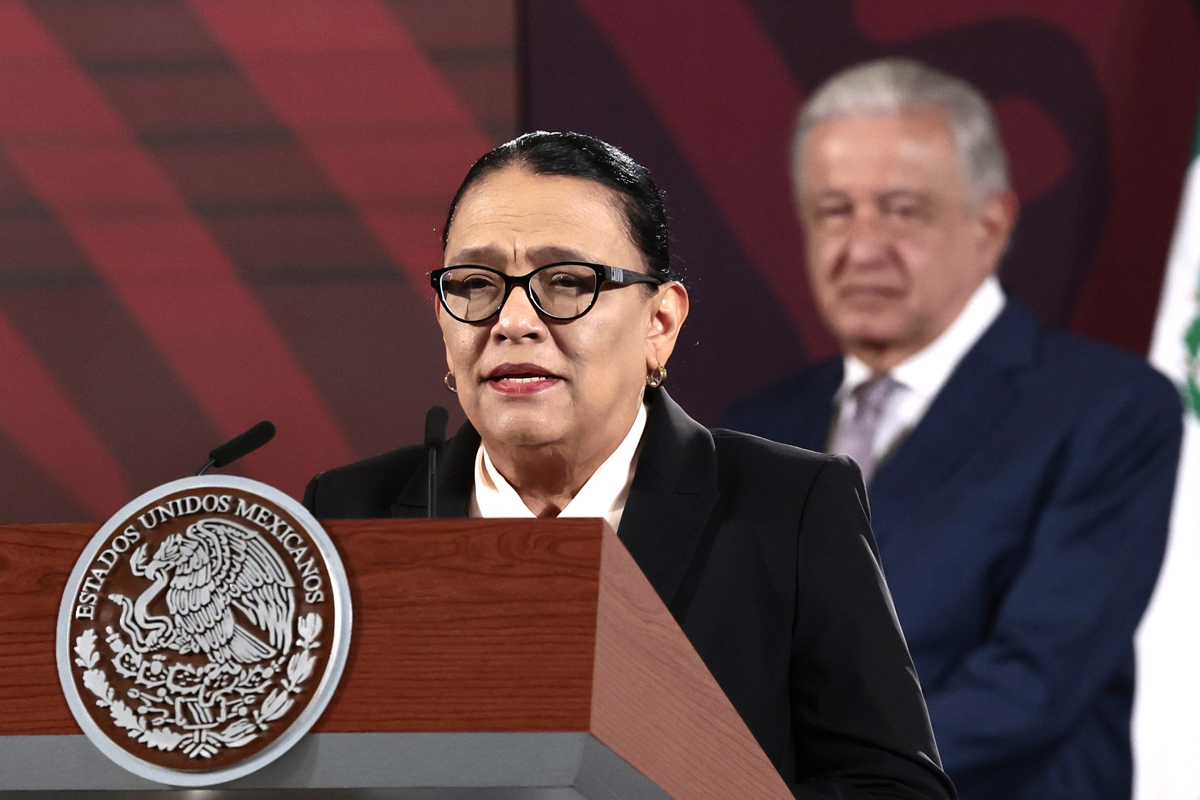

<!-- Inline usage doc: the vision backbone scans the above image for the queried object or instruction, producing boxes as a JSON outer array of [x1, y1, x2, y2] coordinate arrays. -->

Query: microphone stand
[[424, 407, 449, 519]]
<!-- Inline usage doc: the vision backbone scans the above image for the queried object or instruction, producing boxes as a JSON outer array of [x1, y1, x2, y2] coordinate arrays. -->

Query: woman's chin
[[488, 426, 567, 452], [477, 408, 571, 451]]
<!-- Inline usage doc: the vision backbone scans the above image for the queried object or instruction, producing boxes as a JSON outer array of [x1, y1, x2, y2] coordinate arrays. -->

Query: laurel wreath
[[74, 613, 323, 759]]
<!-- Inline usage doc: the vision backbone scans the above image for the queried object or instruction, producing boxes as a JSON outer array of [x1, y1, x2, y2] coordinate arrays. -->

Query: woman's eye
[[461, 276, 497, 291], [548, 273, 586, 289]]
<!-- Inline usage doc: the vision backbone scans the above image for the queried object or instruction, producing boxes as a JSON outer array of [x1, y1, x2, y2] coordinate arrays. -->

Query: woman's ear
[[645, 282, 690, 371]]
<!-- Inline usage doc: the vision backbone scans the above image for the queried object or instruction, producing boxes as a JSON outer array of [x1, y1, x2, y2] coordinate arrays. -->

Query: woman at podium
[[304, 132, 954, 799]]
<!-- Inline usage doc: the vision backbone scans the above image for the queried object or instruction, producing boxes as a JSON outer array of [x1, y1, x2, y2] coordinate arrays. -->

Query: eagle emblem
[[110, 519, 295, 664], [59, 478, 349, 784]]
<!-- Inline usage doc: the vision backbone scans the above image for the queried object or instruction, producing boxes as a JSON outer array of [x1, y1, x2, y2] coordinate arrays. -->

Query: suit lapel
[[618, 388, 721, 609], [868, 301, 1040, 527], [390, 420, 478, 518]]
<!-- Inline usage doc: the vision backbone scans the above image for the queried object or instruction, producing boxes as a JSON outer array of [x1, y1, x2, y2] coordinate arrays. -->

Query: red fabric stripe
[[0, 0, 353, 499], [184, 0, 494, 289], [575, 0, 838, 360], [0, 311, 129, 517]]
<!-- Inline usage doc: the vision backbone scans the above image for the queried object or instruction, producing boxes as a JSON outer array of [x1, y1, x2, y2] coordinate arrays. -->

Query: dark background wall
[[0, 0, 1196, 521]]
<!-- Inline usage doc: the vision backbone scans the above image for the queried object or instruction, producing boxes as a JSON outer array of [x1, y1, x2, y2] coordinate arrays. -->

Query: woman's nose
[[492, 284, 546, 340]]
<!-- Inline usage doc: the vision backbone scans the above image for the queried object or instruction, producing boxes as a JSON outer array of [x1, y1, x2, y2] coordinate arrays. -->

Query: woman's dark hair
[[441, 131, 670, 279]]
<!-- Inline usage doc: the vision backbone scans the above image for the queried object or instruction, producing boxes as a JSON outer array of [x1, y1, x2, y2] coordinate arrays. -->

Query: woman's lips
[[485, 363, 561, 396]]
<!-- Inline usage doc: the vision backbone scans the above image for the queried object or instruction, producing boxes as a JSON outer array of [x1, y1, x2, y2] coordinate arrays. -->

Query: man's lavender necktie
[[829, 373, 901, 486]]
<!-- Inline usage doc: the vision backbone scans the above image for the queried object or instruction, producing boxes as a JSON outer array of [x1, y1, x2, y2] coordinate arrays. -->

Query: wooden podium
[[0, 519, 792, 798]]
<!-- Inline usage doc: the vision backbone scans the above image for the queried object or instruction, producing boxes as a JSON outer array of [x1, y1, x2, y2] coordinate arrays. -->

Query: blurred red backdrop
[[527, 0, 1200, 423], [0, 0, 1196, 521], [0, 0, 514, 519]]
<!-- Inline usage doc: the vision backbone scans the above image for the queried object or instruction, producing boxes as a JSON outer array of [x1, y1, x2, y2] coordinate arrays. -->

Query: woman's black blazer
[[304, 388, 955, 799]]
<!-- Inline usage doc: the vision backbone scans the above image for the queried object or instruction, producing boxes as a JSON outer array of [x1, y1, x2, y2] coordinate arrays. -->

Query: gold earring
[[646, 365, 667, 388], [444, 372, 458, 393]]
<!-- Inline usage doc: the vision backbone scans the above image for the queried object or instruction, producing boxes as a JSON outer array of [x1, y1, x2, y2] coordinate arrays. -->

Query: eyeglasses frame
[[430, 261, 667, 324]]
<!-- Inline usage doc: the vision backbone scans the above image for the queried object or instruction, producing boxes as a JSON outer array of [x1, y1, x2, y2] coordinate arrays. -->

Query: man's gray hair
[[794, 58, 1009, 208]]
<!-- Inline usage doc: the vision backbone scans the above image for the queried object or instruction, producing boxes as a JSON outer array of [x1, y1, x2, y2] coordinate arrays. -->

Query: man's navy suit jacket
[[724, 299, 1182, 800]]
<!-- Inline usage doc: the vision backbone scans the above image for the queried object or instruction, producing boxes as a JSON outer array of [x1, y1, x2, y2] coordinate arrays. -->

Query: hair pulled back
[[442, 131, 670, 279]]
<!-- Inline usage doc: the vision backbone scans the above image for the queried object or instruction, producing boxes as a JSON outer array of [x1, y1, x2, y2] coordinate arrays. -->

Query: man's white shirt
[[830, 276, 1007, 465]]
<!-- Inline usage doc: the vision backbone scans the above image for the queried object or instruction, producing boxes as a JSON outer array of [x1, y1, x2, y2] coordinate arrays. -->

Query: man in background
[[725, 58, 1182, 800]]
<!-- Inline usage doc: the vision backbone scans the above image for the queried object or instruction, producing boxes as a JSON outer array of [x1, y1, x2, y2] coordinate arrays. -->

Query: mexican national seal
[[56, 475, 351, 786]]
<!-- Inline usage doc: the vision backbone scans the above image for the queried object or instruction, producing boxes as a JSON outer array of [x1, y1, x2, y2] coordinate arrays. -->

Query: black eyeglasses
[[430, 262, 666, 323]]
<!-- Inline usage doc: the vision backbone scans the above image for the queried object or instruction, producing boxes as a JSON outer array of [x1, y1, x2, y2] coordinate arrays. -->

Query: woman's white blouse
[[469, 402, 648, 531]]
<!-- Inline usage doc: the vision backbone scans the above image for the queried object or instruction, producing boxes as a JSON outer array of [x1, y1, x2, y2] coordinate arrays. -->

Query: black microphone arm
[[196, 420, 277, 476], [424, 406, 449, 519]]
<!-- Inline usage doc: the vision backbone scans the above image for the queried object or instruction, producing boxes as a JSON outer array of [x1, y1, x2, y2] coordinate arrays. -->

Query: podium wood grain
[[0, 519, 791, 799], [591, 524, 792, 799], [0, 523, 87, 734]]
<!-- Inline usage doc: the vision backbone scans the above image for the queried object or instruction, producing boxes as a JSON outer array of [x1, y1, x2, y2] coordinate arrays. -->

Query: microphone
[[196, 420, 277, 476], [424, 406, 449, 519]]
